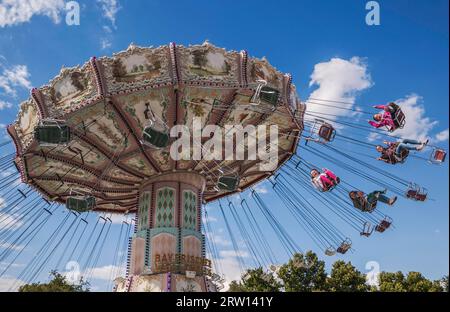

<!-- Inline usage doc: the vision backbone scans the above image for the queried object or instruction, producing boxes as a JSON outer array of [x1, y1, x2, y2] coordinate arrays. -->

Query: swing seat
[[430, 148, 447, 164], [325, 247, 336, 256], [322, 174, 339, 192], [217, 175, 240, 192], [34, 119, 71, 146], [387, 103, 405, 132], [406, 184, 428, 202], [336, 238, 352, 254], [375, 217, 392, 233], [66, 195, 95, 212], [259, 86, 280, 106], [142, 125, 170, 149], [360, 222, 374, 237], [251, 81, 280, 107], [318, 123, 336, 142]]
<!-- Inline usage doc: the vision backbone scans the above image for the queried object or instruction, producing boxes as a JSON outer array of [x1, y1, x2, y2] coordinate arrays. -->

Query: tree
[[326, 261, 369, 292], [442, 275, 449, 292], [277, 251, 327, 292], [378, 271, 443, 292], [228, 268, 281, 292], [378, 271, 407, 292], [227, 281, 246, 292], [405, 272, 443, 292], [18, 271, 90, 292]]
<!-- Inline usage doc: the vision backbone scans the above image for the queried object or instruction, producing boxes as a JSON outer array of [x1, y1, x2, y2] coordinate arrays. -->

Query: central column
[[115, 172, 216, 292]]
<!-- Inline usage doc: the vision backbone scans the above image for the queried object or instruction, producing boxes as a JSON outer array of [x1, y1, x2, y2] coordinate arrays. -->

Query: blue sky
[[0, 0, 448, 291]]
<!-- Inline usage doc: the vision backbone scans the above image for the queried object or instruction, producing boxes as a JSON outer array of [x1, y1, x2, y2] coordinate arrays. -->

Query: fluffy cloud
[[0, 64, 32, 96], [83, 264, 123, 281], [0, 0, 65, 27], [307, 57, 373, 120], [97, 0, 120, 26], [389, 94, 438, 141], [0, 99, 12, 110], [100, 38, 112, 50], [0, 276, 24, 291], [434, 129, 449, 143]]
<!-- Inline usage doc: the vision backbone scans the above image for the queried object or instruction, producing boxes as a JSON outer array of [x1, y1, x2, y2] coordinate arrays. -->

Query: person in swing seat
[[349, 189, 397, 212], [368, 103, 396, 129], [376, 138, 429, 164], [310, 168, 340, 191]]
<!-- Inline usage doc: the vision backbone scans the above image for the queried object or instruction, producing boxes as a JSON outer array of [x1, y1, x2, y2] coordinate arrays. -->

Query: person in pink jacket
[[368, 104, 396, 130], [310, 168, 340, 192]]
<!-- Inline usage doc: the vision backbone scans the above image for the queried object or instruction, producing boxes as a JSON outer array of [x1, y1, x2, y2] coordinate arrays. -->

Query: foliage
[[378, 271, 443, 292], [227, 250, 447, 292], [18, 270, 90, 292], [326, 260, 369, 292], [277, 251, 327, 292], [228, 267, 281, 292]]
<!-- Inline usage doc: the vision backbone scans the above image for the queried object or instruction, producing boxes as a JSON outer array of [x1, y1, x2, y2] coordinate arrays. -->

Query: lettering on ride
[[153, 253, 212, 276]]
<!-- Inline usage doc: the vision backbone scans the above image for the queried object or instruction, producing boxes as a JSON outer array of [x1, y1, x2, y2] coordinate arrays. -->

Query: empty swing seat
[[325, 247, 336, 256], [360, 222, 373, 237], [258, 86, 280, 106], [406, 185, 428, 202], [142, 126, 170, 149], [34, 120, 71, 146], [318, 123, 336, 142], [375, 218, 392, 233], [431, 149, 447, 164], [336, 239, 352, 254], [66, 195, 96, 212], [217, 176, 240, 192]]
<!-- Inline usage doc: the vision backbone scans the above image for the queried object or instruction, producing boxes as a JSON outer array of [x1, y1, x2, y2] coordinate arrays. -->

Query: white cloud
[[367, 132, 382, 142], [219, 249, 250, 259], [434, 129, 449, 143], [100, 213, 127, 224], [97, 0, 120, 26], [254, 184, 268, 194], [100, 38, 112, 50], [307, 57, 373, 120], [0, 99, 12, 110], [0, 64, 32, 96], [0, 276, 24, 291], [202, 215, 218, 223], [0, 201, 24, 230], [0, 0, 65, 28], [209, 233, 231, 247], [0, 261, 24, 268], [0, 242, 24, 251], [389, 94, 438, 141], [82, 264, 123, 281]]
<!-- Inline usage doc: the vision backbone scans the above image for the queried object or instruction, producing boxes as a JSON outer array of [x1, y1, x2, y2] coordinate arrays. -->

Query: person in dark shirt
[[376, 139, 428, 164], [349, 189, 397, 212]]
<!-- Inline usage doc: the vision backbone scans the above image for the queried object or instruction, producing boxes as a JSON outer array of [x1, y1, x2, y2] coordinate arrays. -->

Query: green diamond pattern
[[155, 187, 175, 228], [182, 190, 197, 231], [138, 192, 151, 230]]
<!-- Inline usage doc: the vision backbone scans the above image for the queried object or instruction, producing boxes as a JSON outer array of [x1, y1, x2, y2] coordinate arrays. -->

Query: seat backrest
[[143, 126, 170, 148], [318, 124, 334, 141], [218, 176, 239, 191], [259, 86, 280, 106], [434, 150, 447, 162]]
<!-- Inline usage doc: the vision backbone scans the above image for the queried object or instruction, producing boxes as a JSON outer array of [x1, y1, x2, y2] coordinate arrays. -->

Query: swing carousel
[[0, 42, 446, 292]]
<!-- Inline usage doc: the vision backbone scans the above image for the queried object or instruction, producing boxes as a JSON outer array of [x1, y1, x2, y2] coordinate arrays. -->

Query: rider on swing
[[349, 189, 397, 212], [310, 168, 340, 191], [376, 138, 429, 164], [368, 103, 396, 129]]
